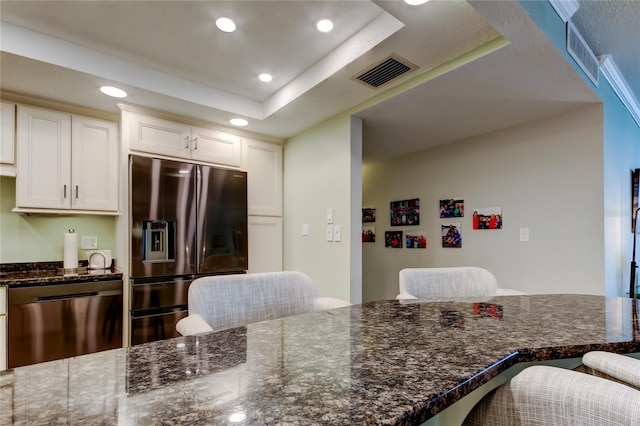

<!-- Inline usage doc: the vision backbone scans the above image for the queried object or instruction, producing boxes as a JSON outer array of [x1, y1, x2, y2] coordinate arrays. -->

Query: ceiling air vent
[[567, 20, 599, 87], [353, 54, 417, 89]]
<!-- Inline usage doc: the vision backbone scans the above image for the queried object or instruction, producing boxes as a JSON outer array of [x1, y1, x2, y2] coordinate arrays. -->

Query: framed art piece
[[362, 207, 376, 223], [472, 207, 502, 230], [385, 230, 403, 248], [442, 223, 462, 248], [362, 226, 376, 243], [406, 230, 426, 248], [390, 198, 420, 226], [439, 198, 464, 218]]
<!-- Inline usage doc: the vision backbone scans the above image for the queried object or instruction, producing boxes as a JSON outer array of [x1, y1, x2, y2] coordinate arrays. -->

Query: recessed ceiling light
[[99, 85, 127, 98], [316, 18, 333, 33], [258, 73, 273, 83], [404, 0, 430, 5], [216, 17, 236, 32], [230, 118, 248, 127]]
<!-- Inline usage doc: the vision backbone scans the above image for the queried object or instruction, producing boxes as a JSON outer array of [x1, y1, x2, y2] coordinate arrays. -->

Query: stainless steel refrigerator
[[129, 155, 247, 344]]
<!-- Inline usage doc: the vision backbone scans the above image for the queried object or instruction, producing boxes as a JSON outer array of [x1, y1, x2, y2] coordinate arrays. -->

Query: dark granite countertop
[[1, 294, 639, 425], [0, 261, 123, 287]]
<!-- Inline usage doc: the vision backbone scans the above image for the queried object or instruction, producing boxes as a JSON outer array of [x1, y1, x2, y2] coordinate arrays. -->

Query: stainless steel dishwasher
[[8, 279, 123, 369]]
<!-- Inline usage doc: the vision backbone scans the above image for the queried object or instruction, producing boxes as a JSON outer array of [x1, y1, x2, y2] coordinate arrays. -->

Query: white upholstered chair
[[176, 271, 350, 336], [463, 365, 640, 425], [396, 267, 525, 300], [581, 351, 640, 391]]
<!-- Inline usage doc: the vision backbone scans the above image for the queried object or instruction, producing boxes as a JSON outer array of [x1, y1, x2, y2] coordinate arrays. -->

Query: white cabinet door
[[191, 127, 241, 167], [0, 315, 5, 372], [129, 113, 191, 159], [72, 116, 119, 211], [1, 102, 16, 165], [243, 138, 282, 216], [16, 105, 71, 209], [248, 216, 283, 273], [0, 286, 6, 315], [0, 286, 7, 371]]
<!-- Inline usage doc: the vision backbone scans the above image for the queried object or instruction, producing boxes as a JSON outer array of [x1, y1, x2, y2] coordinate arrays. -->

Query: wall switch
[[326, 225, 334, 241], [326, 208, 334, 224], [519, 228, 530, 242], [302, 224, 309, 236], [81, 235, 98, 249], [333, 225, 342, 242]]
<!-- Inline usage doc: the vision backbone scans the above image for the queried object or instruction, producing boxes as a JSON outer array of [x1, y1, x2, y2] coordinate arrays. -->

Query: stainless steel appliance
[[8, 280, 123, 369], [129, 155, 247, 345]]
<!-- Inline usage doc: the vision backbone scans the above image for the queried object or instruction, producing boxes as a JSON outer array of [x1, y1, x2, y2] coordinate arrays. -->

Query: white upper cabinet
[[128, 113, 190, 158], [16, 105, 119, 213], [16, 106, 72, 209], [191, 127, 241, 167], [71, 115, 119, 211], [129, 113, 241, 167], [1, 102, 17, 176], [242, 138, 283, 216]]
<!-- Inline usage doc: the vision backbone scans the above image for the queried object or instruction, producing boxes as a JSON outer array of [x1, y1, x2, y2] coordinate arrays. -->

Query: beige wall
[[362, 105, 605, 302], [0, 176, 118, 263], [283, 114, 361, 302]]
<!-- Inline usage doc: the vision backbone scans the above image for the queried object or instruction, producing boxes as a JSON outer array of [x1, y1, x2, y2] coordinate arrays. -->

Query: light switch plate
[[519, 228, 530, 242], [333, 225, 342, 242], [302, 224, 309, 236], [326, 208, 334, 224], [326, 225, 333, 241]]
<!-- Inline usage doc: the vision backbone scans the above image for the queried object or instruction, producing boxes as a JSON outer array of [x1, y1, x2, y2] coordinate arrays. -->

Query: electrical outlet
[[81, 235, 98, 249]]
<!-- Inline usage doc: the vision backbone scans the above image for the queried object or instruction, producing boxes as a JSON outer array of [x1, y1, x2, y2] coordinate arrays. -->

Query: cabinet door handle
[[185, 135, 190, 149], [75, 185, 79, 199], [63, 185, 67, 198], [193, 137, 198, 150]]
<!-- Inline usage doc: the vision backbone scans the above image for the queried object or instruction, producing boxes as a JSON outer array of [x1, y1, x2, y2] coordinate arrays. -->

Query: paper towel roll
[[63, 230, 78, 270]]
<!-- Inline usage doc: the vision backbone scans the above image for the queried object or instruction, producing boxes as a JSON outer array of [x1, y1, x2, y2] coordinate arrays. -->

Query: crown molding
[[1, 90, 119, 121], [548, 0, 579, 22], [599, 55, 640, 127], [116, 103, 284, 145]]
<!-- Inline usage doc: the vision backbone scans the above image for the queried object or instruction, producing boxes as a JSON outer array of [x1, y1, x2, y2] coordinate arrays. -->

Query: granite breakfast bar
[[1, 294, 639, 426]]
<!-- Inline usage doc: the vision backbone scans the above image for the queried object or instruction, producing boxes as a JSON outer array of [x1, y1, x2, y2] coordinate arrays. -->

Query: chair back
[[188, 271, 319, 332], [398, 267, 498, 300]]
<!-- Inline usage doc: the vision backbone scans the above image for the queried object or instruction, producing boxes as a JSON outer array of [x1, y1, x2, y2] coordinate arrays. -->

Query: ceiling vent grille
[[353, 54, 417, 89], [567, 20, 599, 87]]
